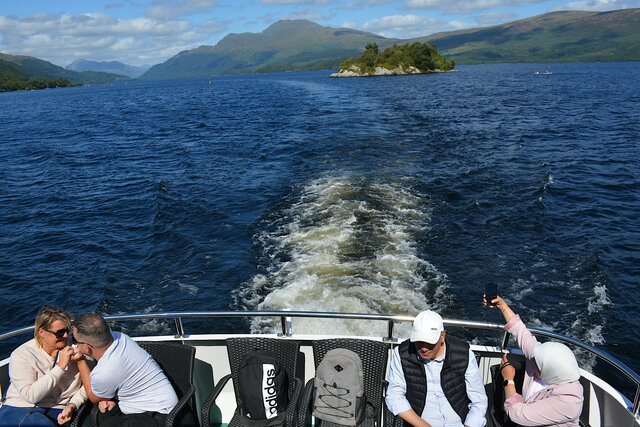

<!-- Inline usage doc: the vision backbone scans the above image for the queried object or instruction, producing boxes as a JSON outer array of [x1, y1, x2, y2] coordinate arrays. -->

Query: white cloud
[[0, 13, 228, 67], [145, 0, 221, 19], [283, 8, 335, 20], [552, 0, 637, 10], [405, 0, 547, 14], [338, 0, 397, 9], [347, 13, 473, 38]]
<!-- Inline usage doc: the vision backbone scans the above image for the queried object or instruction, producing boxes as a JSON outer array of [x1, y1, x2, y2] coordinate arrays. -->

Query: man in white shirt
[[386, 310, 487, 427], [73, 313, 178, 427]]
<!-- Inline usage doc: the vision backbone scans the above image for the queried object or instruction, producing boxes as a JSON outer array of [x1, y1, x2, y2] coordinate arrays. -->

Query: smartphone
[[485, 282, 498, 306]]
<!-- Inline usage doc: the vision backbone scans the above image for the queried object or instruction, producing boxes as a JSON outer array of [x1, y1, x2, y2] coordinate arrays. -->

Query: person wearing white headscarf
[[484, 295, 584, 426]]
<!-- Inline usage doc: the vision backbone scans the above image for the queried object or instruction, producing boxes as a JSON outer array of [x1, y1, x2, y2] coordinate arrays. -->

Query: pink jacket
[[503, 315, 584, 426]]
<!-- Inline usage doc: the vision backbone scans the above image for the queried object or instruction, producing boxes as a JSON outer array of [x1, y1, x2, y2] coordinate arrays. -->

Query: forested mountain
[[3, 8, 639, 83], [141, 20, 400, 79], [66, 59, 150, 78], [141, 9, 640, 79], [0, 53, 130, 85], [414, 9, 640, 64]]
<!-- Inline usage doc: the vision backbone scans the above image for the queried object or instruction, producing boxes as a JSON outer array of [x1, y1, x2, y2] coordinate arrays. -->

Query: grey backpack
[[312, 348, 365, 426]]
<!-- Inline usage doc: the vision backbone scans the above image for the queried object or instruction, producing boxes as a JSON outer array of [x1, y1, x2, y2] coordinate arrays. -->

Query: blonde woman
[[0, 305, 87, 426]]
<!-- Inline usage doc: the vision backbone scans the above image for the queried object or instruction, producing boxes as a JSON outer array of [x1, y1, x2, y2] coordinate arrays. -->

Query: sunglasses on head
[[71, 335, 94, 348], [44, 327, 70, 339]]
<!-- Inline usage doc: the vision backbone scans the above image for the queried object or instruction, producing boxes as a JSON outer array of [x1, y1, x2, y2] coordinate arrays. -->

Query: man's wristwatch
[[503, 379, 515, 387]]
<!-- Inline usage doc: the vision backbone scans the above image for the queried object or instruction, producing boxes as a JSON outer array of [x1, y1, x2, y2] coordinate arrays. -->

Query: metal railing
[[2, 310, 639, 417]]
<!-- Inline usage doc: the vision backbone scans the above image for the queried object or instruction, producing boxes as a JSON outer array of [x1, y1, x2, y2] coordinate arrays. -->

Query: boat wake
[[235, 176, 449, 336]]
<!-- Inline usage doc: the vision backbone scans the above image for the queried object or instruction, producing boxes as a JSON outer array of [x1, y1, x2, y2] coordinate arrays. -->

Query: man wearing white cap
[[386, 310, 487, 427]]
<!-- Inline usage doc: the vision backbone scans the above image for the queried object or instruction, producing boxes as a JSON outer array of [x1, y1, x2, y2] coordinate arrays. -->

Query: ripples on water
[[1, 63, 639, 381]]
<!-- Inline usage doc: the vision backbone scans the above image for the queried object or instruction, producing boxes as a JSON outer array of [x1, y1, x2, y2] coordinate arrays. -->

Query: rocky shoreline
[[329, 64, 458, 78]]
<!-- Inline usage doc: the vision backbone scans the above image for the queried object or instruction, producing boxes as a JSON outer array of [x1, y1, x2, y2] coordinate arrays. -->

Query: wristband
[[503, 379, 515, 387]]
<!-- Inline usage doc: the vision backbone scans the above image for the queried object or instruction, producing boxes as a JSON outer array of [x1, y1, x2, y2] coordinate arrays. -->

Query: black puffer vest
[[398, 336, 471, 424]]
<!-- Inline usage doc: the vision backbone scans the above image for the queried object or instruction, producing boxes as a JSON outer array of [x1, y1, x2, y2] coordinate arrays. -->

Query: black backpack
[[237, 350, 289, 426]]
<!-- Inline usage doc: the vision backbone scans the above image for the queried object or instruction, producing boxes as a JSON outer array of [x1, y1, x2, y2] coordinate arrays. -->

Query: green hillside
[[0, 61, 80, 92], [142, 20, 400, 79], [142, 9, 640, 80], [0, 53, 130, 84], [417, 9, 640, 63]]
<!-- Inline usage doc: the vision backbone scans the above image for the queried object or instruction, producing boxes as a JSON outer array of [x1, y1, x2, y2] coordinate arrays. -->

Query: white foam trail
[[237, 177, 448, 336]]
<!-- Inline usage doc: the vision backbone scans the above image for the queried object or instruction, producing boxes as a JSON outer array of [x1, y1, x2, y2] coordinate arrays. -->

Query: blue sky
[[1, 0, 637, 67]]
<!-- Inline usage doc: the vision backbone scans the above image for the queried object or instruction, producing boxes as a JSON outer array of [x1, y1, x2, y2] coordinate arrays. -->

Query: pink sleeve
[[504, 315, 539, 359], [504, 389, 583, 426]]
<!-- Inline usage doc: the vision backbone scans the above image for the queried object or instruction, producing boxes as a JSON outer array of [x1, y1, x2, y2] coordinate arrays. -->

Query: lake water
[[1, 63, 639, 390]]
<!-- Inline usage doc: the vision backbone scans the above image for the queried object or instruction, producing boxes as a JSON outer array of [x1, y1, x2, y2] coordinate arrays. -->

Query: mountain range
[[415, 8, 640, 64], [66, 59, 150, 78], [141, 8, 640, 79], [2, 8, 639, 84], [0, 53, 129, 85]]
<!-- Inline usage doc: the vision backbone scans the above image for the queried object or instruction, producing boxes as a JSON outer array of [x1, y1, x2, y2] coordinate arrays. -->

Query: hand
[[500, 354, 515, 381], [483, 294, 505, 309], [56, 346, 76, 370], [99, 400, 116, 413], [57, 404, 75, 424], [483, 295, 515, 323], [70, 346, 84, 363]]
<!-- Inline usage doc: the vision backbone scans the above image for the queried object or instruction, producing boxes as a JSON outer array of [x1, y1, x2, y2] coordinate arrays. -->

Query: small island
[[330, 42, 455, 78]]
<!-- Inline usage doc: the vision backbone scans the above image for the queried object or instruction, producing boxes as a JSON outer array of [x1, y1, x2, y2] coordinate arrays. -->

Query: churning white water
[[236, 176, 450, 336]]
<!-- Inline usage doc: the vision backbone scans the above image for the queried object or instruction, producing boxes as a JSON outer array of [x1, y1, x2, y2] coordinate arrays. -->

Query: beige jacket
[[4, 339, 87, 409]]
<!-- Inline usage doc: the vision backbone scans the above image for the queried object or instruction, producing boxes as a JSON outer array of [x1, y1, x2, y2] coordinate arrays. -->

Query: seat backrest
[[226, 337, 301, 403], [489, 362, 526, 427], [312, 339, 389, 422], [138, 342, 196, 403]]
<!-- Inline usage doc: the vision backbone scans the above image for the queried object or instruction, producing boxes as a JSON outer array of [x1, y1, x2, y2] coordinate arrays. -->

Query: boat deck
[[1, 311, 639, 426]]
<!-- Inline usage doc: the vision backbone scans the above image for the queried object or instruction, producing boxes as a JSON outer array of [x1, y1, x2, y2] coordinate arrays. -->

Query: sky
[[0, 0, 637, 68]]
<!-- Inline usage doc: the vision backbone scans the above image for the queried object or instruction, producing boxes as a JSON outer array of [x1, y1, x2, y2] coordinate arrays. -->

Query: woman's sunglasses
[[44, 327, 70, 339]]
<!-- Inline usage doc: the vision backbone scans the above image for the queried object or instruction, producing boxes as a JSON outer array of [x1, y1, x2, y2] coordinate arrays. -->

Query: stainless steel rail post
[[174, 316, 187, 339], [278, 315, 292, 337], [384, 320, 398, 342]]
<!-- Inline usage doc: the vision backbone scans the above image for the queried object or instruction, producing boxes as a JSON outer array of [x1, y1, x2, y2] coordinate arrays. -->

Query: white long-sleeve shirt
[[4, 339, 87, 409], [386, 344, 487, 427]]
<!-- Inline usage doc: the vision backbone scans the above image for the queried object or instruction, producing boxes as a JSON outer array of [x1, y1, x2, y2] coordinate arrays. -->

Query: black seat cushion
[[489, 360, 526, 427]]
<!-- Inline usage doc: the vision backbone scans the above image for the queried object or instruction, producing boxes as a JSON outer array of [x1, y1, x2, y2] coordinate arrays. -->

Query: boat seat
[[201, 337, 302, 427], [487, 363, 591, 427], [297, 338, 391, 427], [487, 362, 526, 427], [79, 341, 198, 427]]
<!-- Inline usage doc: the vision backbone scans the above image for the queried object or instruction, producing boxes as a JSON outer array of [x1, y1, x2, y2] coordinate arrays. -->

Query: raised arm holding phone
[[483, 293, 584, 426]]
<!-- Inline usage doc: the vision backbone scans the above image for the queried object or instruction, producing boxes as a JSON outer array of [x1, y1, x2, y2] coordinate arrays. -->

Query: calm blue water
[[1, 63, 639, 384]]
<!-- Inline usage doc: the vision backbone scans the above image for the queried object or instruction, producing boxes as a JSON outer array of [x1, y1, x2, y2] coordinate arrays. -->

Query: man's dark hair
[[73, 313, 113, 349]]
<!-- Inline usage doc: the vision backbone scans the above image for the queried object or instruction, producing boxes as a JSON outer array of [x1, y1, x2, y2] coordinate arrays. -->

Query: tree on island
[[340, 42, 455, 75]]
